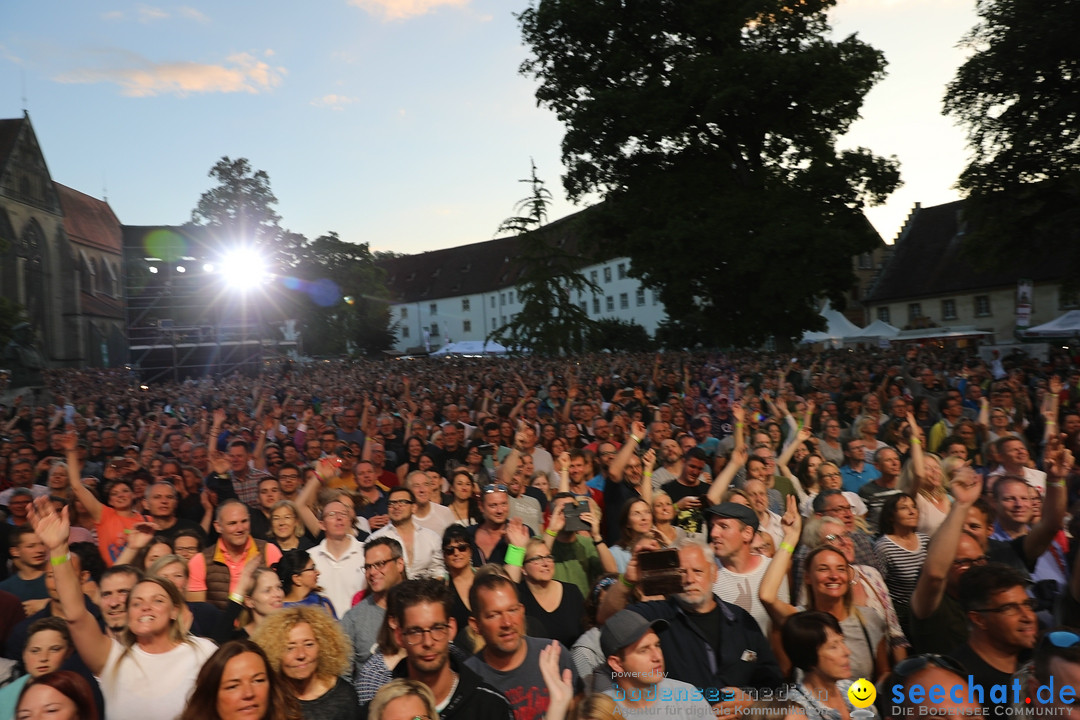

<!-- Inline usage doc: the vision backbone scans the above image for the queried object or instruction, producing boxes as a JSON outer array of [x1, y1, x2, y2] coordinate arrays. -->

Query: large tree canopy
[[518, 0, 900, 346], [943, 0, 1080, 282]]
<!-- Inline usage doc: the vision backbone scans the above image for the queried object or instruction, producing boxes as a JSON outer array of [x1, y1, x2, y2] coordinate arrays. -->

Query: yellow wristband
[[545, 528, 558, 537], [910, 437, 921, 445], [228, 592, 245, 605], [50, 553, 70, 567], [780, 542, 795, 554]]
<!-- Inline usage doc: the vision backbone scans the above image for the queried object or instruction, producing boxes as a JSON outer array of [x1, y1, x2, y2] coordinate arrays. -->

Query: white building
[[378, 213, 668, 353]]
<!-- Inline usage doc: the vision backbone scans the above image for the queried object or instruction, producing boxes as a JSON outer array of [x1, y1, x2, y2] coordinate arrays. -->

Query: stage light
[[148, 266, 159, 274], [203, 263, 215, 273], [220, 248, 268, 291], [176, 265, 186, 273]]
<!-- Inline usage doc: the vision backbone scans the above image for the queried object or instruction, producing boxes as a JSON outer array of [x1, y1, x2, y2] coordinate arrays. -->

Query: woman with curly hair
[[180, 640, 302, 720], [252, 606, 360, 720]]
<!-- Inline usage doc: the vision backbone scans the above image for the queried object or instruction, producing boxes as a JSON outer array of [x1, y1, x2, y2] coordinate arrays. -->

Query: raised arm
[[706, 445, 748, 506], [759, 496, 799, 626], [295, 470, 325, 538], [608, 421, 645, 484], [62, 432, 104, 523], [906, 411, 927, 486], [910, 468, 981, 620], [28, 498, 112, 675], [1023, 434, 1072, 563]]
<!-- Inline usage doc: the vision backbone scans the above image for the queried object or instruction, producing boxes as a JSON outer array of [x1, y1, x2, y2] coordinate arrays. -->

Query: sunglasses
[[443, 544, 471, 556], [482, 484, 508, 494]]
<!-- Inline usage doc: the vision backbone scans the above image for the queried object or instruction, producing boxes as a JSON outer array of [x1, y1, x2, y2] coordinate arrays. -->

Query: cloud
[[311, 94, 358, 111], [347, 0, 471, 21], [0, 43, 23, 65], [54, 50, 285, 97], [137, 5, 170, 22], [101, 10, 125, 20], [177, 6, 210, 22]]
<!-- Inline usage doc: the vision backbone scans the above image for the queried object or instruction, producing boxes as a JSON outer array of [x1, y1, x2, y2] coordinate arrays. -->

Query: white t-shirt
[[97, 635, 217, 720], [412, 502, 455, 538], [713, 555, 789, 635]]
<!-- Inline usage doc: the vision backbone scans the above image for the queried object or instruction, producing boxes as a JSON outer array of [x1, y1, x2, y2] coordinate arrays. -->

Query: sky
[[0, 0, 980, 256]]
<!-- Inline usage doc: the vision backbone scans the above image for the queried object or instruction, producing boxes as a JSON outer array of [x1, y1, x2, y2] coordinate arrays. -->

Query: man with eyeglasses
[[951, 563, 1037, 714], [342, 536, 406, 671], [370, 487, 444, 580], [382, 578, 512, 720], [793, 490, 882, 592], [309, 497, 369, 617]]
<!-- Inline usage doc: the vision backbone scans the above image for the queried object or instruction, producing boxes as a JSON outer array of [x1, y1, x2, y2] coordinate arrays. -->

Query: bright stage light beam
[[220, 249, 268, 291]]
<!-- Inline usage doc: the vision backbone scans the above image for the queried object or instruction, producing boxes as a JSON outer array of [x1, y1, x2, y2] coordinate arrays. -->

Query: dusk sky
[[1, 0, 978, 256]]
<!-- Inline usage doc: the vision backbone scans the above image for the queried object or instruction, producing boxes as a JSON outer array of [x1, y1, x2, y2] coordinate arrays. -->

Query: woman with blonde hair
[[899, 412, 950, 536], [252, 606, 359, 720], [368, 679, 438, 720], [28, 496, 216, 720]]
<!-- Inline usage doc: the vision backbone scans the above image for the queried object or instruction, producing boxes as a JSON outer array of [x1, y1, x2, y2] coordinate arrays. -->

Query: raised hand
[[27, 496, 70, 551], [949, 466, 982, 504], [506, 517, 530, 547]]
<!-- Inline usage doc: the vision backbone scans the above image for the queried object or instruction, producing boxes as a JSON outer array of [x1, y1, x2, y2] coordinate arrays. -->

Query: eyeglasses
[[952, 555, 988, 570], [824, 505, 853, 514], [388, 499, 414, 507], [974, 598, 1037, 616], [482, 484, 508, 494], [278, 474, 300, 481], [323, 511, 351, 520], [824, 534, 849, 544], [366, 557, 398, 573], [297, 566, 318, 575], [444, 544, 471, 556], [821, 472, 842, 479], [893, 653, 967, 679], [525, 555, 555, 565], [401, 623, 451, 645]]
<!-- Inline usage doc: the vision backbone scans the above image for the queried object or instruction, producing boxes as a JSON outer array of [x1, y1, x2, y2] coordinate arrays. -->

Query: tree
[[190, 157, 294, 268], [0, 297, 27, 349], [291, 232, 396, 356], [518, 0, 901, 347], [943, 0, 1080, 283], [489, 162, 597, 355], [586, 318, 653, 352]]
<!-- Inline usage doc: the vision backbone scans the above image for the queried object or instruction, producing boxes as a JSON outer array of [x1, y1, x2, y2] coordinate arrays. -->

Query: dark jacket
[[629, 595, 782, 696], [390, 652, 513, 720]]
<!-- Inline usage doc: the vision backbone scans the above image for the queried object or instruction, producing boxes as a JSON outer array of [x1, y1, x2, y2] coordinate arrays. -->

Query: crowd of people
[[0, 347, 1079, 720]]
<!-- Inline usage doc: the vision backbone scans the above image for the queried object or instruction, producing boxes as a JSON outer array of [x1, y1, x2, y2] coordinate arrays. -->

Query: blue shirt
[[841, 463, 881, 493]]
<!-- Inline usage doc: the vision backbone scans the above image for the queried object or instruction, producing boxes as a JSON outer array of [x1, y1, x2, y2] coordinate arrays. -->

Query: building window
[[603, 267, 612, 283], [400, 307, 408, 319], [590, 270, 598, 284], [429, 303, 437, 315], [908, 303, 922, 322], [491, 318, 496, 330], [430, 323, 440, 336], [877, 307, 890, 323], [401, 326, 410, 338], [617, 263, 627, 279], [975, 295, 991, 317], [652, 291, 659, 306], [942, 299, 957, 320], [463, 320, 471, 333], [858, 253, 873, 270], [619, 293, 628, 309], [462, 298, 470, 312], [490, 296, 495, 308], [500, 293, 505, 306], [606, 296, 614, 312], [509, 291, 515, 304], [581, 301, 588, 315], [1062, 289, 1080, 309], [501, 316, 506, 325], [593, 297, 600, 313], [636, 288, 645, 306]]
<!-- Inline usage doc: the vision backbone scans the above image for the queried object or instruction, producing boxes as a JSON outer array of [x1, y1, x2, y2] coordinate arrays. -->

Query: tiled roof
[[866, 199, 1065, 304], [56, 183, 122, 254], [378, 208, 599, 304]]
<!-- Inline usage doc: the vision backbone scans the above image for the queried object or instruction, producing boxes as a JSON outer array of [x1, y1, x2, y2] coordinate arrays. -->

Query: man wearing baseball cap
[[602, 609, 715, 719], [706, 502, 788, 636]]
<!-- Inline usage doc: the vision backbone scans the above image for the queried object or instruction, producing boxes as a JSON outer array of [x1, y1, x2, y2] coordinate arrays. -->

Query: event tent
[[846, 319, 901, 341], [429, 340, 510, 356], [800, 301, 863, 346], [1022, 310, 1080, 340]]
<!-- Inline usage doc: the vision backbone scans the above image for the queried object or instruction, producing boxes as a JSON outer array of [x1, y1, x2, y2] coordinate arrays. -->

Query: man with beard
[[386, 578, 512, 720], [598, 541, 781, 708]]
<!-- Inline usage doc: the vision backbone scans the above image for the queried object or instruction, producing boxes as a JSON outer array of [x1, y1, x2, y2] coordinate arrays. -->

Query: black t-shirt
[[950, 643, 1028, 713], [300, 677, 361, 720], [686, 604, 722, 656]]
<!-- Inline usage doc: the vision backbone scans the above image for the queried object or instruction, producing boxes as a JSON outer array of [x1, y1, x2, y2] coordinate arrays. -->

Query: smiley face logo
[[847, 678, 876, 708]]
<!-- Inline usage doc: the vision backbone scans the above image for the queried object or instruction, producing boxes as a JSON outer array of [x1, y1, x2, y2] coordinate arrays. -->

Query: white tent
[[800, 301, 863, 346], [429, 340, 510, 356], [846, 318, 900, 341], [1022, 310, 1080, 339]]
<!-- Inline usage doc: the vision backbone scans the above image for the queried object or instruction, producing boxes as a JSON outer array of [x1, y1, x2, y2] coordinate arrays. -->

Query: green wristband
[[504, 544, 526, 567]]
